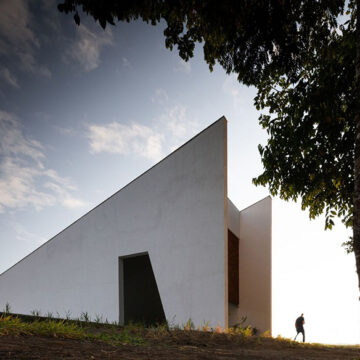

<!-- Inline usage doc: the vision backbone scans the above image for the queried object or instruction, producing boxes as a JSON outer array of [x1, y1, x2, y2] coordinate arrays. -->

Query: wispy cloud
[[151, 88, 169, 105], [0, 68, 19, 88], [0, 110, 88, 213], [158, 104, 200, 152], [87, 89, 200, 161], [222, 74, 244, 109], [152, 89, 200, 147], [0, 112, 45, 166], [11, 221, 46, 245], [0, 0, 51, 78], [88, 122, 164, 161], [160, 104, 192, 139], [53, 125, 78, 137], [174, 59, 191, 74], [66, 24, 113, 71], [122, 57, 131, 68]]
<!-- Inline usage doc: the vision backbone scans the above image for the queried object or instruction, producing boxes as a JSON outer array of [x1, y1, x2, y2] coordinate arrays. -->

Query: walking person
[[294, 313, 305, 342]]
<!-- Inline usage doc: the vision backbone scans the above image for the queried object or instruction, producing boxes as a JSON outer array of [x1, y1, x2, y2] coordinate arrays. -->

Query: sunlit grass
[[1, 312, 358, 351], [0, 312, 258, 346], [0, 314, 144, 345], [0, 315, 85, 339]]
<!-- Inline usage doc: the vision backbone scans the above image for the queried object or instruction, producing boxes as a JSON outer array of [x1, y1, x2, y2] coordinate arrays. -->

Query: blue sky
[[0, 0, 359, 344]]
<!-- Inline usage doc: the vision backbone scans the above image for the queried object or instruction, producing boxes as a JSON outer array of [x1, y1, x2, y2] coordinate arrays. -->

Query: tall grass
[[0, 315, 84, 339], [0, 309, 259, 347], [0, 314, 144, 344]]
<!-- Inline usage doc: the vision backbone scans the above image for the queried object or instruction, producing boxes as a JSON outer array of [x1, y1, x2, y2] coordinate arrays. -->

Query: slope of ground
[[1, 333, 360, 360], [0, 315, 359, 359]]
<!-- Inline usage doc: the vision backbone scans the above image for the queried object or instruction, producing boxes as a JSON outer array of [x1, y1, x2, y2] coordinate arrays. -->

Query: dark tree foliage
[[254, 19, 356, 233], [58, 0, 344, 85], [58, 0, 360, 296]]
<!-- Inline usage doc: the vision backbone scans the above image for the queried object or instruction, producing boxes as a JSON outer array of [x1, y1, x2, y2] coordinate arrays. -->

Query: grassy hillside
[[0, 313, 359, 359]]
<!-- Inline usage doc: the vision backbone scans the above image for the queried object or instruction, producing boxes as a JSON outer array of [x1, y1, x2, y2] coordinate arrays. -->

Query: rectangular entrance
[[119, 252, 166, 325]]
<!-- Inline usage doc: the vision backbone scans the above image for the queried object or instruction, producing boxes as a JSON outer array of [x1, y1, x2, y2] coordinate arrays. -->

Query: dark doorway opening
[[119, 253, 166, 326], [228, 230, 239, 305]]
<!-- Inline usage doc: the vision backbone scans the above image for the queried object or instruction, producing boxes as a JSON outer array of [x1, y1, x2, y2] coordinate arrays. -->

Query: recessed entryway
[[119, 252, 166, 325]]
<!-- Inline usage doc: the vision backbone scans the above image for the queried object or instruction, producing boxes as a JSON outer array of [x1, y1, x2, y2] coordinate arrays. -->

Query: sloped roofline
[[239, 195, 271, 213], [1, 116, 227, 276]]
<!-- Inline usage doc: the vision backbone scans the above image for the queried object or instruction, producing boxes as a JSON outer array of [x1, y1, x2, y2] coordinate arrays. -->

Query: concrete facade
[[228, 197, 272, 333], [0, 117, 272, 332]]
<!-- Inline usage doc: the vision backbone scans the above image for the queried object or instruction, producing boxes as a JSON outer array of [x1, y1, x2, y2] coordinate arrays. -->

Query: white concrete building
[[0, 117, 271, 333]]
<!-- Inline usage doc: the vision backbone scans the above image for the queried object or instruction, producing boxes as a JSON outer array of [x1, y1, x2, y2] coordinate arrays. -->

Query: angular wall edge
[[0, 117, 228, 328]]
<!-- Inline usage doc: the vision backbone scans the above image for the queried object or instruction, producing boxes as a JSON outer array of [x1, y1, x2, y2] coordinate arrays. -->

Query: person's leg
[[301, 329, 305, 342]]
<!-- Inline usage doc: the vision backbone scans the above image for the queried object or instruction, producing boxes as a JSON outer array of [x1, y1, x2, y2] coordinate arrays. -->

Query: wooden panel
[[228, 230, 239, 305]]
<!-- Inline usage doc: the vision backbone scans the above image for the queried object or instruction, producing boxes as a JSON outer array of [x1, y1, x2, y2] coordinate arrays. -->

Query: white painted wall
[[0, 118, 227, 327], [227, 197, 272, 333], [238, 197, 272, 334]]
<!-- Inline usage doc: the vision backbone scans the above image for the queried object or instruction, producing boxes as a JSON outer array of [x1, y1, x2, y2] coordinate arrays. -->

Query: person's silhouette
[[294, 313, 305, 342]]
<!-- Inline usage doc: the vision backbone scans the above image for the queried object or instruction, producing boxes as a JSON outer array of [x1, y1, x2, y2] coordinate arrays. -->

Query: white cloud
[[0, 68, 19, 88], [66, 25, 113, 71], [158, 104, 200, 152], [0, 0, 39, 51], [0, 158, 54, 212], [151, 90, 199, 140], [161, 104, 190, 139], [153, 89, 200, 149], [87, 90, 200, 161], [44, 182, 87, 209], [88, 122, 164, 161], [0, 110, 87, 213], [174, 59, 191, 74], [0, 0, 51, 78], [0, 111, 44, 166]]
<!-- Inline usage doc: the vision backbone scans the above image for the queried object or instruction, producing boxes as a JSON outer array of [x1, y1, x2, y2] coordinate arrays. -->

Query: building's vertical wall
[[0, 118, 228, 328], [238, 196, 272, 334], [223, 123, 228, 329]]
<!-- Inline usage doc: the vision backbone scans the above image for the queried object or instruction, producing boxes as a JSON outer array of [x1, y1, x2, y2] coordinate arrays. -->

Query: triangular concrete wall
[[0, 117, 228, 327]]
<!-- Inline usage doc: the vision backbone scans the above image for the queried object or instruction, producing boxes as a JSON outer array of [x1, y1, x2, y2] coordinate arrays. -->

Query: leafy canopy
[[58, 0, 353, 231], [254, 3, 356, 237], [58, 0, 344, 85]]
